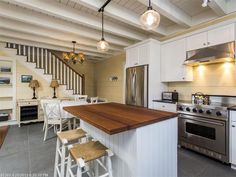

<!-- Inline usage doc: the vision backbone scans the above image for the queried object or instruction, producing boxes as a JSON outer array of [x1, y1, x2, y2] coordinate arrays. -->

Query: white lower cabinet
[[230, 111, 236, 169], [153, 101, 177, 113]]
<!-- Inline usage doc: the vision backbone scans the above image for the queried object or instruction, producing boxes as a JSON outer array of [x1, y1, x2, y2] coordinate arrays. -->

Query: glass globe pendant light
[[140, 0, 160, 30], [97, 9, 109, 52]]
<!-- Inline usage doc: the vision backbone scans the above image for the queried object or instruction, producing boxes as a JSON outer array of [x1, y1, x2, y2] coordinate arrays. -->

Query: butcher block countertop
[[64, 102, 178, 135]]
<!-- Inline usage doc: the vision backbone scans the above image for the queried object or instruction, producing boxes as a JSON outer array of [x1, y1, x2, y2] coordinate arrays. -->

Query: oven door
[[179, 114, 226, 155]]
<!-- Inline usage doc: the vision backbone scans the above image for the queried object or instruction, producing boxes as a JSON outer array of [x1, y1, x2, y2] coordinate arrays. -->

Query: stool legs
[[66, 154, 72, 177], [107, 156, 113, 177], [61, 144, 66, 177], [54, 138, 60, 177]]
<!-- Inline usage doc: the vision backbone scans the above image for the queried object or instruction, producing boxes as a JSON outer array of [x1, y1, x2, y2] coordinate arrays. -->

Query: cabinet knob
[[203, 43, 206, 46], [207, 42, 210, 45], [134, 63, 138, 65], [182, 77, 185, 80], [233, 125, 235, 128]]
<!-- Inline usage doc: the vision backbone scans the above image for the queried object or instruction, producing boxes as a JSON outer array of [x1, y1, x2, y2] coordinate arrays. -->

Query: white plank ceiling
[[0, 0, 235, 61]]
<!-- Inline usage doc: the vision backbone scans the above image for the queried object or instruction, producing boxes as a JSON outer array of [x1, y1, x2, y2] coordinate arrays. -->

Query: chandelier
[[63, 41, 85, 64]]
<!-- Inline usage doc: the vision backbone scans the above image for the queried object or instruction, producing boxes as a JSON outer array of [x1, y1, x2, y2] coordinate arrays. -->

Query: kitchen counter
[[152, 99, 177, 104], [64, 102, 178, 177], [64, 102, 178, 135], [228, 106, 236, 111]]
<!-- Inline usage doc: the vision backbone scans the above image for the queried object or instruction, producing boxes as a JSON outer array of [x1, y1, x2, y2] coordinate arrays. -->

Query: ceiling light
[[97, 9, 109, 52], [140, 0, 160, 30], [63, 41, 85, 64], [202, 0, 210, 7]]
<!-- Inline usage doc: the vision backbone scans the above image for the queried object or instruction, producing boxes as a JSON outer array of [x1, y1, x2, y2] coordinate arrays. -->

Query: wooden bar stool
[[54, 128, 87, 177], [66, 140, 113, 177]]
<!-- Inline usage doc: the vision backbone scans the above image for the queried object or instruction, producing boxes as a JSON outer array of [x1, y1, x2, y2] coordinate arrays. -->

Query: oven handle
[[179, 114, 225, 126]]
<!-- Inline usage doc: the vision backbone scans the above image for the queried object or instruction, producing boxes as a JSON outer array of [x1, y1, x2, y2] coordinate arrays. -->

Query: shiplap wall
[[81, 117, 178, 177]]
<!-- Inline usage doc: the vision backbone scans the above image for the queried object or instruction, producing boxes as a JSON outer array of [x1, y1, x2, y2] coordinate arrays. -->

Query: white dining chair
[[90, 97, 99, 104], [74, 95, 88, 102], [43, 102, 68, 141], [60, 100, 88, 129], [40, 99, 60, 132]]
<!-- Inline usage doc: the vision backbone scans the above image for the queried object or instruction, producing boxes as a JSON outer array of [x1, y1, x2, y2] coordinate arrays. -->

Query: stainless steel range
[[178, 94, 236, 163]]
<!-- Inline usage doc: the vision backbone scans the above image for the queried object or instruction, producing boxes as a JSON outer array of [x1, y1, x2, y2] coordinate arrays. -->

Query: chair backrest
[[40, 99, 60, 112], [60, 100, 89, 118], [90, 97, 98, 104], [43, 102, 62, 121], [74, 95, 88, 102]]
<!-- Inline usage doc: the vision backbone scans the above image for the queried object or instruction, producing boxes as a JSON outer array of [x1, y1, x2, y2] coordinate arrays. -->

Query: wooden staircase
[[6, 43, 85, 95]]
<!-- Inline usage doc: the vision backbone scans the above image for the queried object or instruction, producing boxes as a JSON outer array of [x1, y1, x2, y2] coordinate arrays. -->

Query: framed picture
[[21, 75, 33, 83], [0, 66, 11, 73], [0, 77, 11, 85]]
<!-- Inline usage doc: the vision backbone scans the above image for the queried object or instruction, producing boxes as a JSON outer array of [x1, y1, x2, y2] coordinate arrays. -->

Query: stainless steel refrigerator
[[125, 65, 148, 107]]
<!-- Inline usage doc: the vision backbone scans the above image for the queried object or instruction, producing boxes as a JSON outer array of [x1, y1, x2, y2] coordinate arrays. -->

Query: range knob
[[216, 111, 222, 116], [186, 107, 191, 112], [179, 106, 184, 111], [199, 109, 204, 113], [192, 108, 197, 113], [206, 110, 212, 115]]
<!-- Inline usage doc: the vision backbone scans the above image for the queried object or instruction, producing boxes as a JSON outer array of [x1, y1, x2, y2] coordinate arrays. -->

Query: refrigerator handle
[[131, 71, 135, 103], [134, 70, 137, 103]]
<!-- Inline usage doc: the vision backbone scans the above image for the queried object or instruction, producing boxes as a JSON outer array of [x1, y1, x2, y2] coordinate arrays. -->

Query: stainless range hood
[[184, 42, 235, 66]]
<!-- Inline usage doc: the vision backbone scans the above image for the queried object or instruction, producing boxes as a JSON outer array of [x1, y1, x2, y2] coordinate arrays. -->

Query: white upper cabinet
[[126, 47, 139, 67], [187, 23, 235, 51], [186, 32, 208, 51], [207, 24, 235, 47], [138, 43, 150, 66], [161, 38, 193, 82], [125, 42, 149, 67]]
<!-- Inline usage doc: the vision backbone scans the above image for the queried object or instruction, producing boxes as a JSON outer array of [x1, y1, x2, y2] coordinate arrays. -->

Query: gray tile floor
[[0, 123, 236, 177]]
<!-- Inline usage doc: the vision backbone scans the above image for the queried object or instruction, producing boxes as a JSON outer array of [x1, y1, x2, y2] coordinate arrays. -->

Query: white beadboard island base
[[80, 117, 178, 177]]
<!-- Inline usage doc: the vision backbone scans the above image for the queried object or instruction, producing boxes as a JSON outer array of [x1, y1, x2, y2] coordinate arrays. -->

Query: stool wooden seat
[[70, 141, 107, 162], [67, 140, 113, 177], [54, 128, 88, 177], [57, 128, 86, 144]]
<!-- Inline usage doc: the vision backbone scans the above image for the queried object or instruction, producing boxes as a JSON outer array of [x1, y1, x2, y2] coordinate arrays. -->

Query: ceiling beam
[[0, 28, 112, 58], [74, 0, 167, 36], [0, 17, 122, 53], [2, 0, 147, 41], [138, 0, 192, 28], [0, 1, 133, 47], [208, 0, 227, 16]]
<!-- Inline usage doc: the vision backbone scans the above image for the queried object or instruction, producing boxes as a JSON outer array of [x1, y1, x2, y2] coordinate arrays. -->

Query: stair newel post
[[82, 74, 85, 95]]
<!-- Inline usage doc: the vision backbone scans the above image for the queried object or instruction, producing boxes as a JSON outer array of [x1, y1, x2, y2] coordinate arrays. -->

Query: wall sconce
[[109, 76, 118, 81]]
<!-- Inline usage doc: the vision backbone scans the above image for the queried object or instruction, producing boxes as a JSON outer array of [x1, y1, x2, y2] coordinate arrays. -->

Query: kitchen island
[[64, 102, 178, 177]]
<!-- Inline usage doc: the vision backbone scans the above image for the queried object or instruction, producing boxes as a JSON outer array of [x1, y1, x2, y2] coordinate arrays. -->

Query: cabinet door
[[231, 121, 236, 165], [207, 24, 235, 47], [186, 32, 207, 51], [126, 47, 139, 67], [161, 38, 193, 82], [153, 102, 176, 112], [138, 43, 150, 65]]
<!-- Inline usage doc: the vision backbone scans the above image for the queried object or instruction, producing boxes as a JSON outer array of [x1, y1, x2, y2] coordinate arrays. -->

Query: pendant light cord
[[101, 9, 104, 40], [73, 41, 75, 53], [149, 0, 151, 7]]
